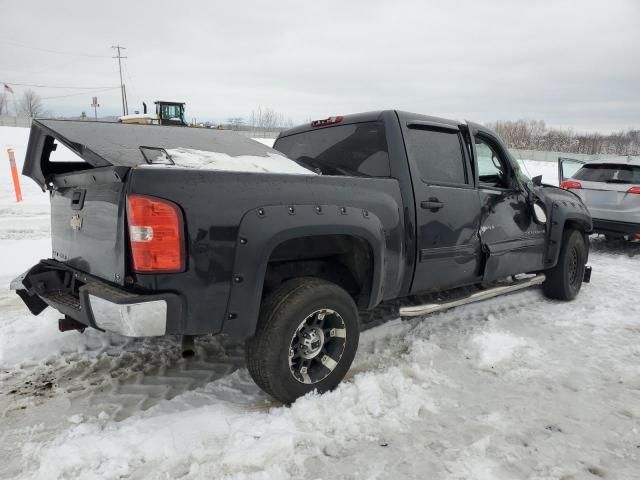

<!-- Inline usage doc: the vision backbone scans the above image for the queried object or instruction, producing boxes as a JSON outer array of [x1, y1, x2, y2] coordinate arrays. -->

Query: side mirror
[[532, 201, 547, 224], [532, 175, 542, 186]]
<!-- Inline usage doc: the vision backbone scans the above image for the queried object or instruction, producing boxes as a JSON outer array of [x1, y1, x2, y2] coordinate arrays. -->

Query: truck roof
[[277, 110, 462, 138]]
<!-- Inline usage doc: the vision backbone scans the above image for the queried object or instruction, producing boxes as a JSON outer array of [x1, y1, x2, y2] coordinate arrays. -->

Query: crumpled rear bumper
[[11, 260, 182, 337]]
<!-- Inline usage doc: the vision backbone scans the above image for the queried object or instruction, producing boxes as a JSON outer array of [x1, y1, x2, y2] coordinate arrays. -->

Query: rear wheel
[[246, 277, 359, 404], [543, 229, 587, 300]]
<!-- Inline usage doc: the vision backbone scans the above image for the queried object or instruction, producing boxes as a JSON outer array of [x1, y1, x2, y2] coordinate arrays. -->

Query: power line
[[41, 87, 120, 100], [2, 81, 118, 90], [12, 57, 86, 78], [0, 38, 111, 58], [123, 62, 137, 106]]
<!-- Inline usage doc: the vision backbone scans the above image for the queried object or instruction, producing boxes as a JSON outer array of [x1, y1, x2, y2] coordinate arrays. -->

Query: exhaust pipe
[[181, 335, 196, 358]]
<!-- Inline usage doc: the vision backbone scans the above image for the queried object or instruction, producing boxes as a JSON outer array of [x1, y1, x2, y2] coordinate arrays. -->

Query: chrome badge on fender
[[70, 214, 83, 231]]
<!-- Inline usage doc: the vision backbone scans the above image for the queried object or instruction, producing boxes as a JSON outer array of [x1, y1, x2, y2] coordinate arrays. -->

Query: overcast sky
[[2, 0, 639, 132]]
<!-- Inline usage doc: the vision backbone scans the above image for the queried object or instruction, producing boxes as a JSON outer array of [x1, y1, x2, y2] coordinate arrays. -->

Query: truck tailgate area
[[51, 181, 127, 285]]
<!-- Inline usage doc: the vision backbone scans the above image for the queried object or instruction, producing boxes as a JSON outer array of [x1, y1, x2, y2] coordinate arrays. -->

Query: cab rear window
[[574, 164, 640, 184], [274, 122, 390, 177]]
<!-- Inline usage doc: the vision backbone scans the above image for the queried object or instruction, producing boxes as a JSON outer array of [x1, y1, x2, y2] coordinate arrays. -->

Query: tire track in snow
[[2, 243, 640, 478]]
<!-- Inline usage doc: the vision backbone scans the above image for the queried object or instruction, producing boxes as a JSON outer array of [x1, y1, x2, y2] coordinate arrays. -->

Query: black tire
[[543, 229, 587, 300], [246, 277, 360, 404]]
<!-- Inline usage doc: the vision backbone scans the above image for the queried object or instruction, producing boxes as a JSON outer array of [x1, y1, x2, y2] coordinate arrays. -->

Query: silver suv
[[559, 157, 640, 240]]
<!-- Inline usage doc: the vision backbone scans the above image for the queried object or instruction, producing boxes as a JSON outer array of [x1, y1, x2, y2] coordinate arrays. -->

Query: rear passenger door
[[403, 120, 482, 294]]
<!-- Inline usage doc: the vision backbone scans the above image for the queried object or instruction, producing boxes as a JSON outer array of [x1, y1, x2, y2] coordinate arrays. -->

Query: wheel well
[[564, 219, 590, 261], [564, 219, 585, 233], [263, 235, 373, 308], [564, 218, 590, 243]]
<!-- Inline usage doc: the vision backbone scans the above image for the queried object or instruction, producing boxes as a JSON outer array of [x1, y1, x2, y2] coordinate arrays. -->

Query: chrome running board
[[399, 274, 546, 318]]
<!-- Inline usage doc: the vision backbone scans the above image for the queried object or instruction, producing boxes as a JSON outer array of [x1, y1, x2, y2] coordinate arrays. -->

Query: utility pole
[[91, 96, 100, 121], [111, 45, 128, 116]]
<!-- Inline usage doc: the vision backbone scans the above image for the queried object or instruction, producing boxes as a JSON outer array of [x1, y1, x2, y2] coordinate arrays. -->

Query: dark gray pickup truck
[[12, 111, 592, 403]]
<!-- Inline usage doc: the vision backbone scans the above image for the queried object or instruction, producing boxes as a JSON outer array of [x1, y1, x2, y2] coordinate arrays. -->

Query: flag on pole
[[4, 83, 14, 95]]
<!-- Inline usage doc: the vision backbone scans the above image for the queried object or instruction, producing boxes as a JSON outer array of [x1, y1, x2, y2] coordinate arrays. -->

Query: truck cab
[[274, 111, 590, 297]]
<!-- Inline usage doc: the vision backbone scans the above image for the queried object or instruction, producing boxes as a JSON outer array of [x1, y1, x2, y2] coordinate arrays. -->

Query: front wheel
[[246, 278, 360, 404], [543, 229, 587, 300]]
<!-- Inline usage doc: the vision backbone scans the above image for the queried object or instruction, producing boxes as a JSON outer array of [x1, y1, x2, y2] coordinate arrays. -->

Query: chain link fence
[[510, 148, 639, 163], [0, 116, 32, 128]]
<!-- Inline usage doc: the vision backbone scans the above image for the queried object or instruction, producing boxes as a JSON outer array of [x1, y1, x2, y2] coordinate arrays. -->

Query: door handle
[[421, 198, 444, 212]]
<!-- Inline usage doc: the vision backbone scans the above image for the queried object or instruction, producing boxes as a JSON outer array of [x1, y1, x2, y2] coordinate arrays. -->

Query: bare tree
[[261, 107, 277, 134], [18, 89, 45, 118], [487, 118, 640, 156], [227, 117, 245, 130], [250, 106, 292, 136], [250, 106, 264, 135], [0, 93, 7, 116]]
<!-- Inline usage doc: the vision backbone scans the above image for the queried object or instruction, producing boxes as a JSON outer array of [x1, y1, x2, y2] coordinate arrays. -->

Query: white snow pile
[[141, 147, 316, 175], [119, 113, 157, 121], [516, 159, 559, 186], [470, 329, 541, 368]]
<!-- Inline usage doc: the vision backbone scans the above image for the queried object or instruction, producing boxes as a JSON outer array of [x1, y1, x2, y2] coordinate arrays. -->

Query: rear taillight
[[626, 186, 640, 195], [560, 180, 582, 190], [126, 194, 185, 273]]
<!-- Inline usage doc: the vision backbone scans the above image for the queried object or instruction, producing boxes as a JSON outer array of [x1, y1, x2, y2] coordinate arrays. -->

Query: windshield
[[274, 122, 390, 177], [159, 104, 185, 123], [574, 163, 640, 183]]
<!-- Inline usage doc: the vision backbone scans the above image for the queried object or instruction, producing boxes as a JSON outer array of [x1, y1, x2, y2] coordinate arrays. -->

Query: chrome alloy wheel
[[288, 309, 347, 384]]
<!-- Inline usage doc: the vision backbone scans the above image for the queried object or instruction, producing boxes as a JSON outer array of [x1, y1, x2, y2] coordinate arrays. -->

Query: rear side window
[[574, 164, 640, 184], [405, 128, 468, 185], [274, 122, 390, 177]]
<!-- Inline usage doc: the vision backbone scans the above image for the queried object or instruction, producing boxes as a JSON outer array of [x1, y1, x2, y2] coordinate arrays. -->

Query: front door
[[558, 157, 586, 184], [403, 120, 482, 294], [470, 126, 546, 281]]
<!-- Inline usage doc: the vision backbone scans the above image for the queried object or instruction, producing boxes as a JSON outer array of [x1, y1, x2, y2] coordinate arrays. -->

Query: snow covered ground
[[1, 126, 639, 479]]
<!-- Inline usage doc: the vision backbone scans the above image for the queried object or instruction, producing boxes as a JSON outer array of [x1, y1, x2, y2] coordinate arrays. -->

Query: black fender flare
[[221, 204, 386, 340], [544, 196, 592, 268]]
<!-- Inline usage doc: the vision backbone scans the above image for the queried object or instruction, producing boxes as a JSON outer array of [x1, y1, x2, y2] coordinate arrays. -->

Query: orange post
[[7, 148, 23, 202]]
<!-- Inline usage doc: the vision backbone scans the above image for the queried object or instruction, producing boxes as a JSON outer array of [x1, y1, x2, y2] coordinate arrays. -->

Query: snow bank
[[471, 331, 530, 367], [13, 250, 640, 479], [141, 147, 316, 175], [20, 339, 442, 480], [518, 159, 559, 186], [0, 127, 52, 243], [119, 113, 157, 121], [251, 138, 276, 147]]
